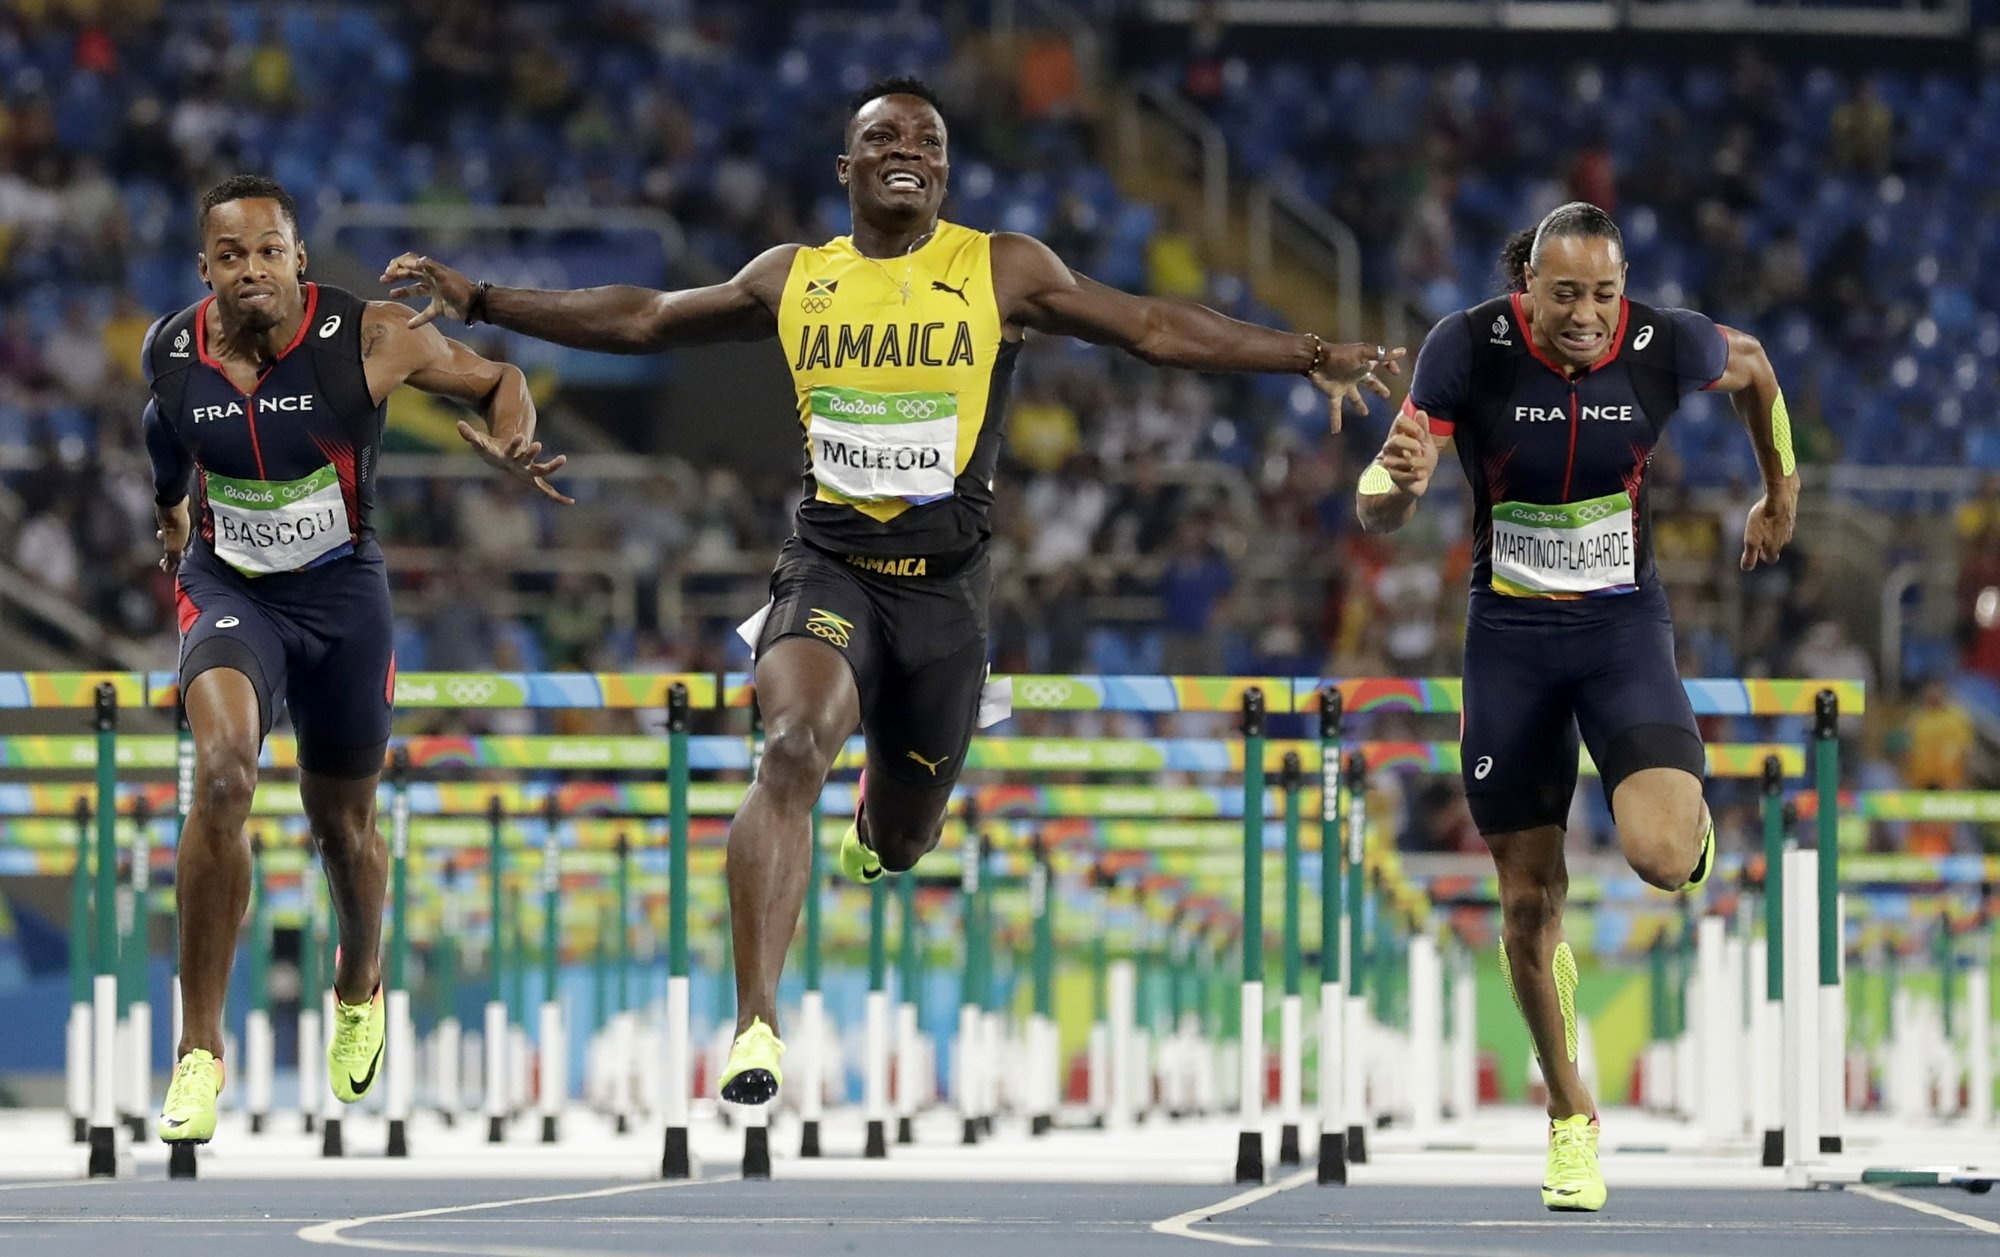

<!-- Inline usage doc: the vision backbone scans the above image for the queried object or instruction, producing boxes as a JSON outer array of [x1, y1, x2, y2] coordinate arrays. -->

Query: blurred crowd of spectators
[[0, 2, 1992, 857]]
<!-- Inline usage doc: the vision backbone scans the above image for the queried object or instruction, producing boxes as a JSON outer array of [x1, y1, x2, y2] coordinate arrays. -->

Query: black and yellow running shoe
[[1543, 1113, 1607, 1211], [718, 1016, 786, 1105], [159, 1049, 223, 1144]]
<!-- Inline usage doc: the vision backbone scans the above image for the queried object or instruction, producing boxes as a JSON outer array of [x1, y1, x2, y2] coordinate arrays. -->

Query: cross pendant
[[898, 281, 911, 304]]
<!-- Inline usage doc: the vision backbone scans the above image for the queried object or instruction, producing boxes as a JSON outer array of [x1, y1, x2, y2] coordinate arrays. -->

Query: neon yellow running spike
[[1553, 941, 1580, 1064], [328, 985, 385, 1103], [718, 1016, 786, 1105], [1685, 816, 1717, 891], [1543, 1113, 1607, 1211], [840, 819, 883, 884], [159, 1049, 223, 1144]]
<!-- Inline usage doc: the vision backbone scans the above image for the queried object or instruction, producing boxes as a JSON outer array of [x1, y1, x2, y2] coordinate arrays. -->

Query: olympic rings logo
[[801, 297, 832, 314], [1016, 680, 1075, 706], [1572, 501, 1618, 523], [447, 678, 499, 704], [894, 398, 940, 419]]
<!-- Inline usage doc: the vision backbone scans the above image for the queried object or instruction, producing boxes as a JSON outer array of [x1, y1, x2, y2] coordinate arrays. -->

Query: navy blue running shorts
[[1459, 582, 1705, 836], [174, 549, 394, 780]]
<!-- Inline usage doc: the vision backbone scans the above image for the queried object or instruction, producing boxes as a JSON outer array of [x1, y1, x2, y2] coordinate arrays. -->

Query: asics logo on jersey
[[171, 328, 192, 358], [318, 315, 342, 339], [805, 608, 854, 649], [1632, 325, 1654, 351], [1474, 756, 1493, 780], [215, 616, 240, 629], [894, 398, 940, 419]]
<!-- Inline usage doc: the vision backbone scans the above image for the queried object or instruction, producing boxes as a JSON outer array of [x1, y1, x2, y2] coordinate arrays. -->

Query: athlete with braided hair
[[1358, 201, 1798, 1211]]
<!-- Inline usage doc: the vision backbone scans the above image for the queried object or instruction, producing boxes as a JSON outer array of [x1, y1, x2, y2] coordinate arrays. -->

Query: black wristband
[[467, 280, 492, 325]]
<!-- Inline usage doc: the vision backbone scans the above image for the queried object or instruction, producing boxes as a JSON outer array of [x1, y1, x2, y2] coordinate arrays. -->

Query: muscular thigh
[[1461, 599, 1579, 837], [864, 552, 991, 790], [175, 560, 292, 739], [754, 540, 885, 716], [283, 556, 396, 780], [1569, 586, 1705, 806]]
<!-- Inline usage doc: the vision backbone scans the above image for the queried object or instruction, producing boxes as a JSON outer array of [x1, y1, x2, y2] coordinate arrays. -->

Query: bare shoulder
[[989, 231, 1068, 277], [733, 243, 807, 303], [359, 299, 437, 361]]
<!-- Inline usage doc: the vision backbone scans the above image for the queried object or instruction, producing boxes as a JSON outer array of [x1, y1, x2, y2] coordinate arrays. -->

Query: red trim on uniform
[[1510, 292, 1631, 380], [1702, 323, 1734, 391], [1402, 394, 1452, 438], [1562, 391, 1580, 499], [311, 434, 362, 543], [174, 582, 200, 635], [384, 652, 397, 705], [195, 283, 320, 399]]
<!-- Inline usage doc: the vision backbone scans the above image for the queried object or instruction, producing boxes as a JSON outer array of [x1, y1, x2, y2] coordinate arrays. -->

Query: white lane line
[[297, 1176, 733, 1257], [1851, 1184, 2000, 1236], [1151, 1168, 1317, 1247], [0, 1179, 111, 1193]]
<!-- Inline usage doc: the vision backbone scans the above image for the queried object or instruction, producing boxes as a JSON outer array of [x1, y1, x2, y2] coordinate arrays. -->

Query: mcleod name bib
[[1489, 490, 1636, 598], [806, 386, 959, 504]]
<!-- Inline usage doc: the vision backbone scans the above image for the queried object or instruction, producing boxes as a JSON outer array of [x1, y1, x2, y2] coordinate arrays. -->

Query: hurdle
[[16, 667, 1923, 1186]]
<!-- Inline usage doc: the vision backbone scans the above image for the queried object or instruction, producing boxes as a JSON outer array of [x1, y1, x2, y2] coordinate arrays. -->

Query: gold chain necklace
[[857, 225, 936, 304]]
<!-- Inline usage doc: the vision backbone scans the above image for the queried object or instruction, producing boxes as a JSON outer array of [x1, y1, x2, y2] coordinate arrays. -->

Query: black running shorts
[[752, 538, 992, 788]]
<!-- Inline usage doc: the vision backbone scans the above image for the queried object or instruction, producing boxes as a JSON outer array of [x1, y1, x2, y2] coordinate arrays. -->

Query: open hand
[[381, 253, 477, 329], [1309, 341, 1405, 433], [459, 421, 574, 505]]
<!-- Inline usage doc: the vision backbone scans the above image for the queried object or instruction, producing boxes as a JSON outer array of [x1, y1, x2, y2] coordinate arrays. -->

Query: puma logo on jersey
[[905, 750, 951, 776], [931, 278, 970, 305]]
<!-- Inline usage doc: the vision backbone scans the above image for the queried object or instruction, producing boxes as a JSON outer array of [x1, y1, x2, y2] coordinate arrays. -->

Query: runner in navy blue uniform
[[1357, 202, 1798, 1211], [145, 176, 570, 1145]]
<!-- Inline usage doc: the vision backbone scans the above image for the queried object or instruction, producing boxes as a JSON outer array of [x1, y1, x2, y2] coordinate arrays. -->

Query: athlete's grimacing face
[[838, 95, 949, 228], [198, 198, 308, 335], [1523, 235, 1626, 370]]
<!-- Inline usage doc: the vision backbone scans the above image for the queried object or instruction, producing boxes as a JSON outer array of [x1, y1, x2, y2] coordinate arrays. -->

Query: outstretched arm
[[990, 233, 1402, 432], [378, 245, 796, 354], [360, 303, 572, 504], [1709, 327, 1799, 570]]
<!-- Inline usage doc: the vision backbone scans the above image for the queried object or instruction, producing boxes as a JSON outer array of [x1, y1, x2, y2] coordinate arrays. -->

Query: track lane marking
[[1851, 1184, 2000, 1236], [297, 1175, 733, 1257]]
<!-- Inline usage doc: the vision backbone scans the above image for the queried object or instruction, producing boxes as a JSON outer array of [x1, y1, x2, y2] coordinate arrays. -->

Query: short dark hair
[[846, 75, 946, 143], [197, 174, 300, 239]]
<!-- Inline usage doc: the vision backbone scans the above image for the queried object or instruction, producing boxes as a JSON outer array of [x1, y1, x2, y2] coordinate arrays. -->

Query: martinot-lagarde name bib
[[1489, 490, 1636, 598]]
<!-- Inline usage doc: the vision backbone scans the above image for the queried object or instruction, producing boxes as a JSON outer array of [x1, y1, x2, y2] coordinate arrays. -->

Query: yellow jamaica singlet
[[777, 220, 1019, 559]]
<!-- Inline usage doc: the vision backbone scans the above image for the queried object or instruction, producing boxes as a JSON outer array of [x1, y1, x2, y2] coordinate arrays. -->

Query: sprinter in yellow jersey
[[381, 76, 1403, 1105]]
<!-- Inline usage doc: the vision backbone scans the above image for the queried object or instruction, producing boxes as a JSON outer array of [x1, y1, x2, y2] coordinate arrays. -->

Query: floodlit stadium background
[[0, 0, 1993, 1123]]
